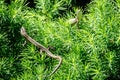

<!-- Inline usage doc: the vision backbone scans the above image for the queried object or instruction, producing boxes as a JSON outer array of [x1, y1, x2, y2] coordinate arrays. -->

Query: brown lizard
[[20, 27, 62, 77]]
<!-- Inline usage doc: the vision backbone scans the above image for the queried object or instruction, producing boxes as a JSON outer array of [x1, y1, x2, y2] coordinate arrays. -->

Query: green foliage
[[35, 0, 72, 18], [0, 0, 120, 80]]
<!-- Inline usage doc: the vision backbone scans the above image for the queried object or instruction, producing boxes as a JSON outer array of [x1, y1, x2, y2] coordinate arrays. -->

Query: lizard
[[68, 9, 82, 28], [20, 27, 62, 77]]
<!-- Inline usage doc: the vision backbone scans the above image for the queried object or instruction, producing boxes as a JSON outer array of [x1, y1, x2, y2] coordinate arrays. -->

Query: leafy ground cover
[[0, 0, 120, 80]]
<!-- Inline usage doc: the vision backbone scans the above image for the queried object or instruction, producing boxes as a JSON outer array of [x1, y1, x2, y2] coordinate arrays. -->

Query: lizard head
[[20, 27, 27, 36]]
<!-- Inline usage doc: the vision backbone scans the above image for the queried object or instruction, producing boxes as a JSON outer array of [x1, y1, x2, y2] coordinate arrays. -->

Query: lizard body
[[20, 27, 62, 77]]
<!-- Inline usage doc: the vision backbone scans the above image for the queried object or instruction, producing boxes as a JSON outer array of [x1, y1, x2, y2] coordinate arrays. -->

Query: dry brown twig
[[20, 27, 62, 77]]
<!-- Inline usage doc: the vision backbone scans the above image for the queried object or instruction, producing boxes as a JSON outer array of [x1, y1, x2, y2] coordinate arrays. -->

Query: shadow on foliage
[[107, 40, 120, 80], [0, 17, 24, 79]]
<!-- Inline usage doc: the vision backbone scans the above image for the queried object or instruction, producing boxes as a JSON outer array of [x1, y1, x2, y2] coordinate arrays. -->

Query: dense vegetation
[[0, 0, 120, 80]]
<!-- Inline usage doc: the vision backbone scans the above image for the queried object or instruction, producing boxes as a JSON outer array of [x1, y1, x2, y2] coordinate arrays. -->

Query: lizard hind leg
[[39, 49, 43, 55]]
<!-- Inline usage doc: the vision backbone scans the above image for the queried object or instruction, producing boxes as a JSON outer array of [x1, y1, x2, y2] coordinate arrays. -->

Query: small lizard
[[20, 27, 62, 77], [68, 9, 82, 27]]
